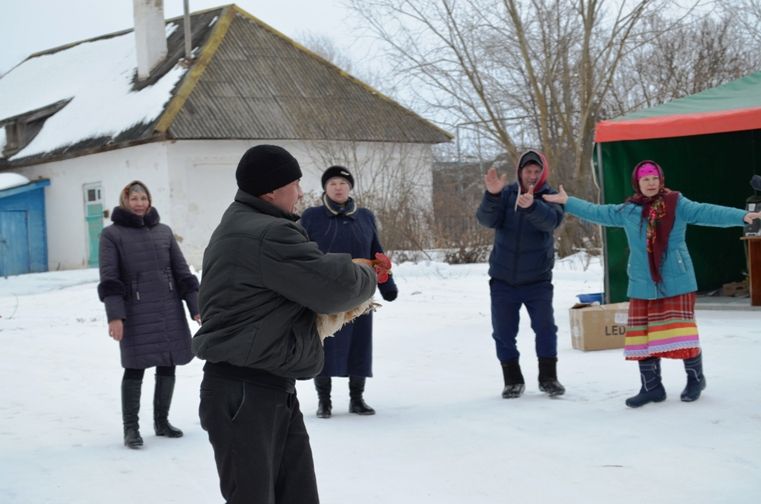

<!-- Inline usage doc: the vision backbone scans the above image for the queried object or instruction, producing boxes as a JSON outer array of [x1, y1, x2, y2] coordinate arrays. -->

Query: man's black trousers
[[199, 373, 319, 504]]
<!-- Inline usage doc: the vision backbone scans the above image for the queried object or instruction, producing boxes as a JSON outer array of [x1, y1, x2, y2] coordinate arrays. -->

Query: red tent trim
[[595, 106, 761, 143]]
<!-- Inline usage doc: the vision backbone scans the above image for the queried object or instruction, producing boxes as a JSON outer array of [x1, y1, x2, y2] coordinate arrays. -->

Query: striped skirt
[[624, 293, 701, 361]]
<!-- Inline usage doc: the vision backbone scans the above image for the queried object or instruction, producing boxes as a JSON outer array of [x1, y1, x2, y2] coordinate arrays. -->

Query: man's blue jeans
[[489, 278, 558, 363]]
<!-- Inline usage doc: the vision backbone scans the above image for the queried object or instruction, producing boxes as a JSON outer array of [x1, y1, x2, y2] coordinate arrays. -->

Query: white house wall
[[164, 140, 242, 269], [11, 143, 171, 270], [166, 139, 434, 268], [8, 139, 434, 271]]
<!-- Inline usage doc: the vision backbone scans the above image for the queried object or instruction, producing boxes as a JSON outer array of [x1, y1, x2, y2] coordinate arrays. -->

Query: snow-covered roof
[[0, 172, 30, 191], [0, 4, 449, 168], [0, 26, 186, 162], [0, 7, 223, 167]]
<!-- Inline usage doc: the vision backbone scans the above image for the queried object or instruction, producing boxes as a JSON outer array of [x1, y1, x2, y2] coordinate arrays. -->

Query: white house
[[0, 2, 450, 271]]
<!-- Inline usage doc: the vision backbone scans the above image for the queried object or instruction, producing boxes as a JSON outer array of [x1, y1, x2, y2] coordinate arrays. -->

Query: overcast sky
[[0, 0, 369, 75]]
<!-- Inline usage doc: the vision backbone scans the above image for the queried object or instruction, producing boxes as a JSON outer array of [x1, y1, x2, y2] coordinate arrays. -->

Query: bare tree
[[297, 32, 389, 94], [349, 0, 761, 256], [432, 160, 494, 262], [295, 34, 437, 252], [347, 0, 668, 255], [303, 140, 436, 252], [297, 33, 358, 76], [727, 0, 761, 49], [606, 11, 759, 115]]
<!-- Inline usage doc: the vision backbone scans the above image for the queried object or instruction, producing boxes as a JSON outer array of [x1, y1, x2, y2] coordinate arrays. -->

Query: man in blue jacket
[[476, 149, 565, 398]]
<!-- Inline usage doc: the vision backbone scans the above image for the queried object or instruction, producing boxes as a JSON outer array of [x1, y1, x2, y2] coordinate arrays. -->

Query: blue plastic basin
[[576, 292, 604, 304]]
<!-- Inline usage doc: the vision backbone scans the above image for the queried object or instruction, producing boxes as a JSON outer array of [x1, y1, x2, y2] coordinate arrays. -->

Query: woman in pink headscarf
[[544, 161, 761, 408]]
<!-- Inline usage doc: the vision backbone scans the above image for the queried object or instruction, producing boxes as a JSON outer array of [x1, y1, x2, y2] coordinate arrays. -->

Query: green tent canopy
[[593, 70, 761, 302]]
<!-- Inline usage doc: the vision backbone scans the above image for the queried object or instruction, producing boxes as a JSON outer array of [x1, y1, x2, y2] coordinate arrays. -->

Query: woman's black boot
[[626, 358, 667, 408], [349, 376, 375, 415], [154, 375, 183, 437], [121, 378, 144, 449], [315, 376, 332, 418], [501, 359, 525, 398], [681, 353, 706, 402]]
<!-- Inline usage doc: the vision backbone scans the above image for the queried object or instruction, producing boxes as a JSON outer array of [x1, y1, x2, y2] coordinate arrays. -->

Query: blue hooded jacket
[[476, 150, 564, 285]]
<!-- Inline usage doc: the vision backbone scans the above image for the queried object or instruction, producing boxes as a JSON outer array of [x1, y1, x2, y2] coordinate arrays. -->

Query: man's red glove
[[373, 252, 392, 284]]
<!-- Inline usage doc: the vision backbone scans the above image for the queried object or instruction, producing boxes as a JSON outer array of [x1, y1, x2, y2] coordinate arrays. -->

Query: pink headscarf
[[635, 162, 660, 180]]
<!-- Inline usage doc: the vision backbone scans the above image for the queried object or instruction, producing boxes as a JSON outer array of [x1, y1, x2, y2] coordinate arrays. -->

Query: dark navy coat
[[476, 181, 563, 285], [300, 197, 397, 377], [98, 207, 199, 369]]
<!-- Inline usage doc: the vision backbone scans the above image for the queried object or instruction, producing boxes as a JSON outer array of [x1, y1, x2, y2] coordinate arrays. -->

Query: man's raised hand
[[484, 166, 508, 195]]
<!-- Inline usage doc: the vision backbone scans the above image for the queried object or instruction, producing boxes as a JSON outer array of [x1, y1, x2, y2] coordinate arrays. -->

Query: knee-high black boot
[[121, 378, 144, 448], [681, 353, 706, 402], [625, 358, 667, 408], [315, 376, 332, 418], [501, 359, 525, 399], [349, 376, 375, 415], [538, 357, 566, 397], [154, 375, 183, 438]]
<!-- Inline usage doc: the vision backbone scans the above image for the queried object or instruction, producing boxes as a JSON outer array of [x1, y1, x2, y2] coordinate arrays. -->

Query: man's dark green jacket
[[192, 190, 377, 379]]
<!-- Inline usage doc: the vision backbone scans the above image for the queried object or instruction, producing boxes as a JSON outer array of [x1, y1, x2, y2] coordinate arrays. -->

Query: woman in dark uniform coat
[[98, 181, 200, 448], [300, 166, 398, 418]]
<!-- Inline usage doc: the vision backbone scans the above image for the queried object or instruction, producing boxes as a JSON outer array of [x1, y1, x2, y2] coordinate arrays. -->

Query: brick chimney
[[133, 0, 168, 80]]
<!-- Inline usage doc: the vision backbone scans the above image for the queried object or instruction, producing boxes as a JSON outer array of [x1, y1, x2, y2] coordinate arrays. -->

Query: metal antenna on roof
[[183, 0, 192, 60]]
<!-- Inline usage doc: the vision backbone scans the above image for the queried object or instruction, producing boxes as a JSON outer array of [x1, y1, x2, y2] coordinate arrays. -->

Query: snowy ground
[[1, 256, 759, 504]]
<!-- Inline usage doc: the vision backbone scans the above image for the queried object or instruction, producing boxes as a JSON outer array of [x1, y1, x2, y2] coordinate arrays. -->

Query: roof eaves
[[2, 134, 168, 169]]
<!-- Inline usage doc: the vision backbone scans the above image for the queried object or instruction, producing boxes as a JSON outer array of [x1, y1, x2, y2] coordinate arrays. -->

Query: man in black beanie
[[235, 144, 304, 199], [193, 144, 378, 503]]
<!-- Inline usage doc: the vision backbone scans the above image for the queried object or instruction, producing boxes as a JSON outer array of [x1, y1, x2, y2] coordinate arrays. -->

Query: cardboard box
[[569, 302, 629, 351]]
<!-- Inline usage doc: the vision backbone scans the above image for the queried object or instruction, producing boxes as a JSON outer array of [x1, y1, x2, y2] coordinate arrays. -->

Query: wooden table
[[741, 235, 761, 306]]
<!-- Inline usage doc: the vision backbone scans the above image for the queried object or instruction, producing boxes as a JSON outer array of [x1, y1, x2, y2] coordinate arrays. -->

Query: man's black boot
[[501, 359, 525, 399], [538, 357, 566, 397]]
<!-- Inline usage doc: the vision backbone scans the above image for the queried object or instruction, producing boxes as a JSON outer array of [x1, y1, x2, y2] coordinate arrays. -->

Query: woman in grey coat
[[97, 181, 200, 449]]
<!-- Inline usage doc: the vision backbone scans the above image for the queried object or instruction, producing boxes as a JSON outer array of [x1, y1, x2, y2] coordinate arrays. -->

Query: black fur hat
[[236, 145, 302, 196]]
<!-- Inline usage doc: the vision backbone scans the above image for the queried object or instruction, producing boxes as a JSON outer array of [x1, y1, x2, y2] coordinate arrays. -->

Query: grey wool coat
[[98, 206, 199, 369]]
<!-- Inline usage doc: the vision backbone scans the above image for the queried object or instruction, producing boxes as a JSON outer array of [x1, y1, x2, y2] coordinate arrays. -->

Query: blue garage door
[[0, 210, 30, 276]]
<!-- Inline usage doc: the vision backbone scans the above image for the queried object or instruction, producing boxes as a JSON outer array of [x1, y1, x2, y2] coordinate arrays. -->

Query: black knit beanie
[[321, 165, 354, 189], [236, 145, 303, 196]]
